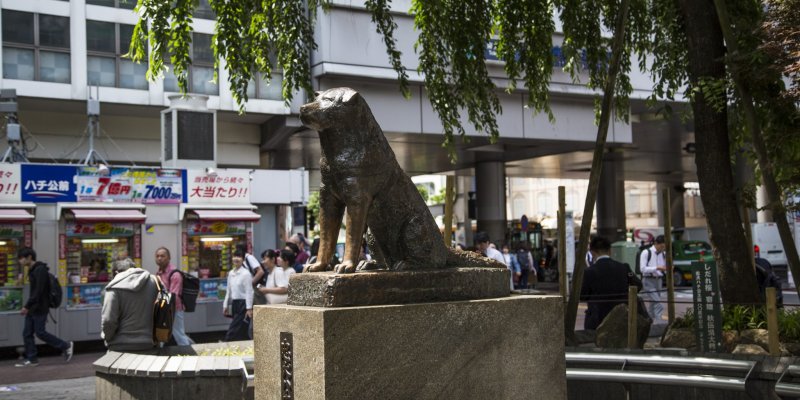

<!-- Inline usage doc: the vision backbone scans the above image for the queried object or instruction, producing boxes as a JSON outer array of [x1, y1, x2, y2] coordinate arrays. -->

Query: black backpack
[[516, 249, 530, 270], [152, 276, 175, 343], [47, 272, 62, 308], [168, 270, 200, 313], [243, 254, 266, 286]]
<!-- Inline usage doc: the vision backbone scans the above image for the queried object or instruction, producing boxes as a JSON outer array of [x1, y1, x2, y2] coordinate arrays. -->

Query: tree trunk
[[676, 0, 761, 305], [712, 0, 800, 302]]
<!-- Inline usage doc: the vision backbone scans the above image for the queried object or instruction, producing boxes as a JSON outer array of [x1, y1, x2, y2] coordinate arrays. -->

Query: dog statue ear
[[341, 89, 360, 104]]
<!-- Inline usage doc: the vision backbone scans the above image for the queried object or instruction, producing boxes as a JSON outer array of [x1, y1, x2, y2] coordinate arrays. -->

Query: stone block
[[287, 268, 510, 307], [254, 295, 566, 400]]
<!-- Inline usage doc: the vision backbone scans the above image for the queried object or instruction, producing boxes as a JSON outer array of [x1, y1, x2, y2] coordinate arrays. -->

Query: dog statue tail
[[445, 248, 506, 269]]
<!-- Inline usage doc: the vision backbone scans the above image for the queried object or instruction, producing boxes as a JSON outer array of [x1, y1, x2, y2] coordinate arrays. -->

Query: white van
[[752, 222, 788, 267]]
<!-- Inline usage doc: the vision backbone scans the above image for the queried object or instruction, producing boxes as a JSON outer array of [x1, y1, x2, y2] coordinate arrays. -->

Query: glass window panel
[[119, 0, 137, 9], [246, 78, 256, 99], [163, 67, 180, 92], [2, 11, 34, 45], [2, 48, 35, 80], [87, 21, 116, 53], [87, 56, 116, 87], [195, 0, 216, 20], [192, 33, 214, 64], [39, 51, 71, 83], [119, 59, 148, 90], [87, 0, 116, 6], [39, 15, 71, 49], [258, 73, 283, 100], [192, 66, 218, 95], [119, 24, 136, 55]]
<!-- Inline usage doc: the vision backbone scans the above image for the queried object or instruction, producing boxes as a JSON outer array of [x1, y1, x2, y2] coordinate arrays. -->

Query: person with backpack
[[155, 247, 194, 346], [639, 235, 667, 323], [101, 258, 158, 352], [16, 247, 73, 367], [515, 244, 535, 289], [223, 249, 254, 341], [236, 244, 266, 305]]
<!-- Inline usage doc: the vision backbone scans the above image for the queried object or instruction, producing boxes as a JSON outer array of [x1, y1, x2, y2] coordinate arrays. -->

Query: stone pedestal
[[254, 295, 566, 400]]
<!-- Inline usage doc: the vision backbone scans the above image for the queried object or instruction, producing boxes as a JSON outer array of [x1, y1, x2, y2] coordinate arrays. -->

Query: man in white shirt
[[640, 235, 667, 322], [475, 232, 511, 289]]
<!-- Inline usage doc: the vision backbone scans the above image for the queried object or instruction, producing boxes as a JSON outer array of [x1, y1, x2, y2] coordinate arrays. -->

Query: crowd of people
[[13, 230, 547, 365]]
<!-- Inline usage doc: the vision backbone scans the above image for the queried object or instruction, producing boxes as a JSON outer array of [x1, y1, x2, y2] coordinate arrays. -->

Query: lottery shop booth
[[178, 168, 262, 332], [54, 204, 145, 341], [0, 203, 35, 342]]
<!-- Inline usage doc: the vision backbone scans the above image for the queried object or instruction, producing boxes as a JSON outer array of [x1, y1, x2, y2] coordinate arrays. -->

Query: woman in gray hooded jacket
[[101, 259, 158, 352]]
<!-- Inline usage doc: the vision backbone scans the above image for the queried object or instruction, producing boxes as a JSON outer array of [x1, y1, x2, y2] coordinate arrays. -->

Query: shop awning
[[192, 209, 261, 222], [0, 209, 34, 222], [69, 209, 146, 222]]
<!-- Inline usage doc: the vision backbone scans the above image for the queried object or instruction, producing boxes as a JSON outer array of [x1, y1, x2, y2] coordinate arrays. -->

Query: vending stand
[[0, 206, 34, 313], [60, 206, 145, 309]]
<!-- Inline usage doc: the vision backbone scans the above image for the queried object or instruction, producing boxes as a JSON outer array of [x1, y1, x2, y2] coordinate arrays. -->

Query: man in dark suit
[[580, 236, 643, 330]]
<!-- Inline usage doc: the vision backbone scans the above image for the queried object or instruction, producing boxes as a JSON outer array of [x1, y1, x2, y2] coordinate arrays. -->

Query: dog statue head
[[300, 87, 363, 132]]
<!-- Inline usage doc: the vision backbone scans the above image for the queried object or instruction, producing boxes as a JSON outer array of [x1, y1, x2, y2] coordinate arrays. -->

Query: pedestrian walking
[[223, 250, 254, 341], [16, 247, 73, 367], [640, 235, 667, 323], [155, 247, 194, 346]]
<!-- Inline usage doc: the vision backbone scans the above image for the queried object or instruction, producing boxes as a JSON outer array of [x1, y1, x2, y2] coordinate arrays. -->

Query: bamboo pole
[[662, 189, 675, 324], [628, 286, 638, 349], [558, 186, 567, 299], [443, 175, 455, 247], [564, 0, 631, 338], [766, 287, 780, 356], [742, 202, 755, 272]]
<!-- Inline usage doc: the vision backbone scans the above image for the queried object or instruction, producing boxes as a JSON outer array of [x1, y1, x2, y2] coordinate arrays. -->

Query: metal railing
[[566, 352, 757, 392], [775, 365, 800, 397]]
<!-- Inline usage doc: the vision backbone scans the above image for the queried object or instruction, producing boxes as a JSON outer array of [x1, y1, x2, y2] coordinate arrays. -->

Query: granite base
[[254, 295, 566, 400]]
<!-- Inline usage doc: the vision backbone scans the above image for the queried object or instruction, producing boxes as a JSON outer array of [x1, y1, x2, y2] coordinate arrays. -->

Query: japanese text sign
[[187, 169, 250, 204], [20, 164, 77, 203], [0, 164, 21, 202], [76, 167, 185, 203], [692, 261, 722, 353]]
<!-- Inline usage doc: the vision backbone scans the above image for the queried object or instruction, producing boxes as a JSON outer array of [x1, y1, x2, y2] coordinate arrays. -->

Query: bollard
[[628, 285, 638, 349], [662, 188, 675, 324], [767, 287, 780, 356], [558, 186, 567, 299]]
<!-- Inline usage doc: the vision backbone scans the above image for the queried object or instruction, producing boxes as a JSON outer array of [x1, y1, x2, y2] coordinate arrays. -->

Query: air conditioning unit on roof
[[161, 94, 217, 169]]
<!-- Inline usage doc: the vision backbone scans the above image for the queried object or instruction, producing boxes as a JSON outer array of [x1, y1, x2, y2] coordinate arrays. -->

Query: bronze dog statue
[[300, 87, 504, 273]]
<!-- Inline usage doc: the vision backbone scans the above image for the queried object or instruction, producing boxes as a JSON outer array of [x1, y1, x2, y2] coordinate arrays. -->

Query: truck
[[752, 222, 788, 268]]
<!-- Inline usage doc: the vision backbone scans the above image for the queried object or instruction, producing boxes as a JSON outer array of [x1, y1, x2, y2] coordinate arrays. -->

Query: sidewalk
[[0, 350, 102, 385], [0, 377, 94, 400]]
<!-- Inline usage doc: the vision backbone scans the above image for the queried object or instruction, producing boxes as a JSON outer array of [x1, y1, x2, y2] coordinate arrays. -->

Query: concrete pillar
[[656, 181, 686, 229], [596, 150, 626, 242], [475, 161, 507, 246]]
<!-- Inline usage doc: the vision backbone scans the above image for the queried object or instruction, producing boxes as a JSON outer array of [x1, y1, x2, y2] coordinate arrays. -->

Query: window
[[246, 53, 284, 100], [2, 11, 70, 83], [247, 71, 284, 100], [87, 21, 148, 89], [164, 33, 218, 96], [87, 0, 137, 9], [194, 0, 216, 20]]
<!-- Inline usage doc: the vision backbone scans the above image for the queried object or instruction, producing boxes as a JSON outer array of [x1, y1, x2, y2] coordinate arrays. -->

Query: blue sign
[[21, 164, 78, 203]]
